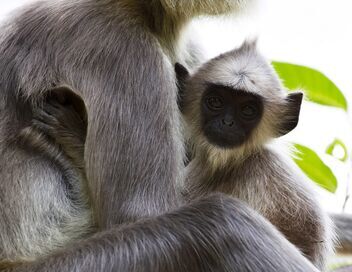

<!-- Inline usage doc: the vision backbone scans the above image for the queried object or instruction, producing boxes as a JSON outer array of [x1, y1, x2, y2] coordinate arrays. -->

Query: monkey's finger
[[42, 103, 66, 116], [32, 109, 60, 127], [36, 103, 74, 124], [44, 103, 77, 119], [32, 119, 57, 135], [33, 107, 57, 120]]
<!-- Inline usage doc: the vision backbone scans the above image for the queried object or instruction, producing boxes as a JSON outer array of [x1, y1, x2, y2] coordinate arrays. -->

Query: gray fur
[[2, 194, 319, 271], [0, 0, 183, 229], [331, 213, 352, 253], [179, 41, 334, 269], [0, 0, 320, 270]]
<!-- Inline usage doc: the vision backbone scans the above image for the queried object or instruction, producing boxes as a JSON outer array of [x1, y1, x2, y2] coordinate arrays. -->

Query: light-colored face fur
[[182, 41, 298, 169]]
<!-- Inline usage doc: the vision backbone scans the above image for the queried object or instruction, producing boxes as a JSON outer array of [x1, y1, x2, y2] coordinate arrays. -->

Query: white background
[[1, 0, 352, 213]]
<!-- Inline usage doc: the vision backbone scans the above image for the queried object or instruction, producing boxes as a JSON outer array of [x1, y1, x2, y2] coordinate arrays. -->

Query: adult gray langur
[[175, 41, 333, 269], [0, 0, 320, 271]]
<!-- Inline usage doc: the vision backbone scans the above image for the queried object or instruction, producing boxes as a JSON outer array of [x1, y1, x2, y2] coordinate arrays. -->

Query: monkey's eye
[[206, 96, 224, 111], [240, 104, 258, 120]]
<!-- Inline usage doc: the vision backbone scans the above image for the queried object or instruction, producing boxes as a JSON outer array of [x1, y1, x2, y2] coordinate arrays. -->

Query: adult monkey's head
[[176, 41, 303, 164]]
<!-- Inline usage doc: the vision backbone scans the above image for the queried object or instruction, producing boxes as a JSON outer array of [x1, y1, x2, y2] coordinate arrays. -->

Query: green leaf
[[326, 139, 348, 162], [272, 62, 347, 111], [293, 143, 338, 193]]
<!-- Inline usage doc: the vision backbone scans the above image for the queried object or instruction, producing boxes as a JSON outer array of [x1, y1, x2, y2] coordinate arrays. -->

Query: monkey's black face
[[201, 84, 263, 149]]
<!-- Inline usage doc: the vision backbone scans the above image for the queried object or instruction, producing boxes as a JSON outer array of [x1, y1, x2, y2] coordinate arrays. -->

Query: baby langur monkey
[[175, 41, 333, 269]]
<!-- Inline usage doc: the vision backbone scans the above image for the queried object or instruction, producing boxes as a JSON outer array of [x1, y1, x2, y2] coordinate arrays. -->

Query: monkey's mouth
[[203, 126, 246, 149]]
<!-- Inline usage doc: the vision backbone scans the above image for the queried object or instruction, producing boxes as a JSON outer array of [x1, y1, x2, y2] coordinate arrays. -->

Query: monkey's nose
[[222, 118, 234, 127]]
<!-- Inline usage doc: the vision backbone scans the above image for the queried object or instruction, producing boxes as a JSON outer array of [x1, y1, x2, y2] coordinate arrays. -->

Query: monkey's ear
[[237, 38, 258, 52], [278, 92, 303, 136], [175, 63, 190, 85], [175, 63, 190, 112]]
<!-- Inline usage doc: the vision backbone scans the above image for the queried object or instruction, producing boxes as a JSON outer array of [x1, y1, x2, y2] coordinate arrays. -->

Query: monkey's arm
[[2, 194, 318, 272], [264, 154, 333, 269]]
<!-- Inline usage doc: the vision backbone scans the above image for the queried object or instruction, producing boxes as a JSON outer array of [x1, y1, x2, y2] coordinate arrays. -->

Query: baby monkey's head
[[176, 40, 303, 162]]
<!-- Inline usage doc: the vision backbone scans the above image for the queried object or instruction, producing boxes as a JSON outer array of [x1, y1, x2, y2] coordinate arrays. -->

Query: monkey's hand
[[31, 99, 86, 169]]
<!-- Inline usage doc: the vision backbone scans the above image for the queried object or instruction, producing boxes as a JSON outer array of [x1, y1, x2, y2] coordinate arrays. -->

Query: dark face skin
[[201, 83, 263, 149]]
